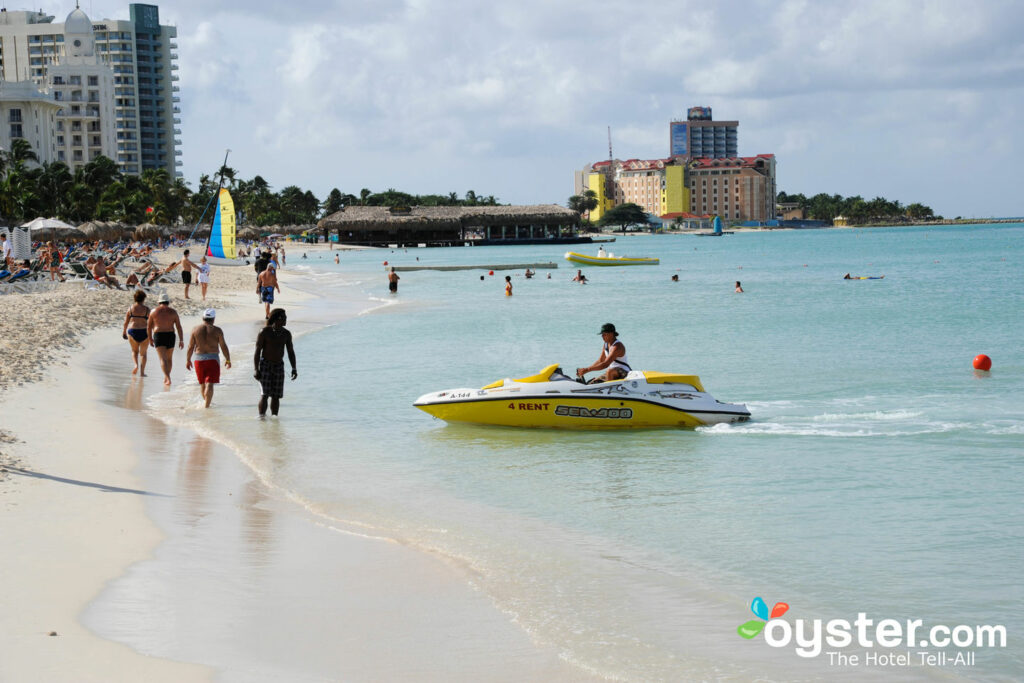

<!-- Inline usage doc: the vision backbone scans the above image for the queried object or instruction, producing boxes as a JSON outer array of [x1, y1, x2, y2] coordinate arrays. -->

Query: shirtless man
[[254, 308, 297, 417], [388, 267, 399, 293], [572, 269, 587, 284], [90, 256, 120, 288], [257, 264, 280, 319], [175, 248, 199, 299], [186, 308, 232, 408], [147, 292, 185, 385], [576, 323, 631, 383]]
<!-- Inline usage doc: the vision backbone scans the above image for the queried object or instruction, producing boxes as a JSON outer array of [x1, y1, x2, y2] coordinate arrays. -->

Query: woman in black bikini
[[121, 290, 151, 376]]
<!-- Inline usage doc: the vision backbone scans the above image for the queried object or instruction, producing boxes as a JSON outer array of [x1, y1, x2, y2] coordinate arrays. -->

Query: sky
[[74, 0, 1024, 217]]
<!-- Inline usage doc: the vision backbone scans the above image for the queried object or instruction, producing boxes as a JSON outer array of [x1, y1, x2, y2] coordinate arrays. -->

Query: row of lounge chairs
[[2, 240, 182, 294]]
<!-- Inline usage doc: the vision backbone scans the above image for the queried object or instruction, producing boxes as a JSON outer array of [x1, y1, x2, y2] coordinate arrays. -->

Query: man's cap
[[158, 292, 170, 303], [599, 323, 617, 335], [203, 308, 216, 320]]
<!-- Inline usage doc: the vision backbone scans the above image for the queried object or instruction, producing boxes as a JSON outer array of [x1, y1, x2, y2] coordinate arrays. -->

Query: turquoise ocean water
[[147, 225, 1022, 679]]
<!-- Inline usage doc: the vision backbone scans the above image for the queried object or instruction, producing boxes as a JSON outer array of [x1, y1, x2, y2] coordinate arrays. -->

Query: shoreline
[[0, 262, 593, 681]]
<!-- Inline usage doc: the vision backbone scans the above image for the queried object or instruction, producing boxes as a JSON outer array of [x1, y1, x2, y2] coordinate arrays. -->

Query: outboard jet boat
[[414, 364, 750, 429]]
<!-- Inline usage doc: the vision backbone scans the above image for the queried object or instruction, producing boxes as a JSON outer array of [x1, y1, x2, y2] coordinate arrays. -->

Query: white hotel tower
[[0, 3, 180, 176]]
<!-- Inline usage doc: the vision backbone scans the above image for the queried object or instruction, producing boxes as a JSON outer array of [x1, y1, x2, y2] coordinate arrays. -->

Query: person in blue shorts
[[257, 264, 280, 319]]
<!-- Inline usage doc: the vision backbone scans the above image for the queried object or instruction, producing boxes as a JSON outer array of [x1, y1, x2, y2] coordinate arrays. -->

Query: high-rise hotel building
[[0, 3, 180, 176], [576, 107, 775, 222], [669, 106, 738, 160]]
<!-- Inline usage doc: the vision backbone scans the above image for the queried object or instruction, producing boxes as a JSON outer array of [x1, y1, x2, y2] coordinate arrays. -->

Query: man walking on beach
[[173, 249, 199, 299], [254, 308, 297, 417], [147, 292, 184, 386], [186, 308, 232, 408], [257, 264, 280, 320]]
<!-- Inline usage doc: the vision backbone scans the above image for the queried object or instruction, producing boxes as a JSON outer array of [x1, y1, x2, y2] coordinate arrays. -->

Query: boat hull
[[564, 251, 659, 266]]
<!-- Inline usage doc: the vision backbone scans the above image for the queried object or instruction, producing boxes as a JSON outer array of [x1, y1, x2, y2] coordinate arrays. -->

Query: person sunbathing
[[4, 260, 32, 282], [90, 258, 121, 288]]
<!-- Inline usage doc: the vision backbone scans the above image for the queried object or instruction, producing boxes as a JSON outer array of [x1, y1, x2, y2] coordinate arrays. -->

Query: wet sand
[[0, 261, 594, 681]]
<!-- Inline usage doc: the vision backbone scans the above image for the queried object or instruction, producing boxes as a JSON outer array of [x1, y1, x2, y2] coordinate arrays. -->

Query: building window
[[10, 123, 23, 138], [8, 109, 22, 123]]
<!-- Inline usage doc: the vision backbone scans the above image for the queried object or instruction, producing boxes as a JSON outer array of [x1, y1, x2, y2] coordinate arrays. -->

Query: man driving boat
[[577, 323, 630, 383]]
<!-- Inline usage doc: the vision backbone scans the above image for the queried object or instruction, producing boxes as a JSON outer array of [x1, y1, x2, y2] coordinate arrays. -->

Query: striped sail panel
[[207, 188, 236, 259]]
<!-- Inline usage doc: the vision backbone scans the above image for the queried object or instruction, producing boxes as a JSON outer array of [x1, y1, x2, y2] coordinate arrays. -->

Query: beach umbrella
[[134, 223, 162, 240], [21, 216, 76, 232], [78, 221, 104, 239], [21, 216, 81, 243]]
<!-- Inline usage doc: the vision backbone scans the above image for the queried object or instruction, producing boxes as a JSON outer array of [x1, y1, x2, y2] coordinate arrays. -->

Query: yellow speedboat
[[414, 364, 750, 429], [565, 251, 659, 266]]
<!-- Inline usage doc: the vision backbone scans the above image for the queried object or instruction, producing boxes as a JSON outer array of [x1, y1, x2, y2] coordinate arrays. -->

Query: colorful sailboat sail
[[207, 188, 236, 259]]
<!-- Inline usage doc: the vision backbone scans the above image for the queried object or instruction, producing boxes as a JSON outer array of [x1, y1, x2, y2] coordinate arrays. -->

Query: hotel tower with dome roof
[[0, 3, 180, 176]]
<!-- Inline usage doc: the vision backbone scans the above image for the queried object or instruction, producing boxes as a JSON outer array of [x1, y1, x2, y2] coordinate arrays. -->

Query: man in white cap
[[147, 292, 184, 386], [186, 308, 231, 408]]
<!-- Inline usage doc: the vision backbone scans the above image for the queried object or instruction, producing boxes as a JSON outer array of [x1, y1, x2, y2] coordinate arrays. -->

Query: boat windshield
[[549, 367, 577, 382]]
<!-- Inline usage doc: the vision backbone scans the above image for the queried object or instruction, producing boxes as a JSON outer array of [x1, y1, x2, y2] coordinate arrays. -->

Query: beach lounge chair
[[63, 261, 95, 280]]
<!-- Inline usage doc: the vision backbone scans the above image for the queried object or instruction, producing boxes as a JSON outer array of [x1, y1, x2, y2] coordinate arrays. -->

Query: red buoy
[[383, 261, 388, 266], [973, 354, 992, 371], [488, 270, 494, 276]]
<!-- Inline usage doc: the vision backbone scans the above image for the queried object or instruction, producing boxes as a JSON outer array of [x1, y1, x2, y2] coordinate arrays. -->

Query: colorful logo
[[737, 596, 789, 639]]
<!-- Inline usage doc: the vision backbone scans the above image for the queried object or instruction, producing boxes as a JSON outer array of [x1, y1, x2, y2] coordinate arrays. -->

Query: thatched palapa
[[317, 205, 580, 245]]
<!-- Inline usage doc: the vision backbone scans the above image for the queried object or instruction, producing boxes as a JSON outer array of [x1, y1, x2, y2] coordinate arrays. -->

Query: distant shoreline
[[836, 217, 1022, 227], [586, 217, 1021, 237]]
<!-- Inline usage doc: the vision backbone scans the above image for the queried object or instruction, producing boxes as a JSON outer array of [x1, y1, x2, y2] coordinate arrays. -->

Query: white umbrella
[[21, 217, 77, 232]]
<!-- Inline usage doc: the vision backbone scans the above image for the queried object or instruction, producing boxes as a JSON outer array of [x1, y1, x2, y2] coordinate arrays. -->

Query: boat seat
[[642, 372, 705, 392], [481, 363, 561, 389]]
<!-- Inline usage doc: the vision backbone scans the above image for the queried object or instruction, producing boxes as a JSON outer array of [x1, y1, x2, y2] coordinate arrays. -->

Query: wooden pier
[[390, 262, 559, 272]]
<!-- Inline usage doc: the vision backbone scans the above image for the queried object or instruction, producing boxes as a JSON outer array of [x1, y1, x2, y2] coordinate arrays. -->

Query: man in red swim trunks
[[185, 308, 232, 408]]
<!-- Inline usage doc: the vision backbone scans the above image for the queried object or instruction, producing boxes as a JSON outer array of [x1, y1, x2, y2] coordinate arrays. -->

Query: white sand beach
[[0, 252, 593, 681]]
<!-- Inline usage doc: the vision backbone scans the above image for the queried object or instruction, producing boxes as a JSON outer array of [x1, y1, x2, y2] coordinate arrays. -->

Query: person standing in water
[[147, 292, 184, 385], [505, 275, 513, 296], [185, 308, 232, 408], [257, 264, 280, 319], [121, 289, 150, 376], [388, 267, 400, 293], [254, 308, 297, 417], [735, 281, 744, 293]]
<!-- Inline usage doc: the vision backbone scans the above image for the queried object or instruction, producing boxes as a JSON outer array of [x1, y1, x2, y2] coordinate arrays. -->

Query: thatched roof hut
[[316, 205, 579, 245], [134, 222, 161, 240]]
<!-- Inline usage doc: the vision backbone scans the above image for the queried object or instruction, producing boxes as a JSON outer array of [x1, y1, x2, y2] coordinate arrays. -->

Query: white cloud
[[73, 0, 1024, 216]]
